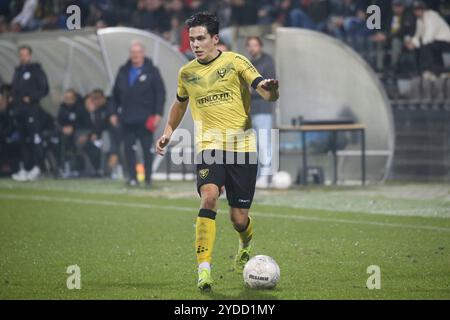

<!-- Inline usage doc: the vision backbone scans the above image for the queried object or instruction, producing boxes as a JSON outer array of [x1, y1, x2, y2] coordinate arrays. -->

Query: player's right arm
[[156, 98, 188, 155]]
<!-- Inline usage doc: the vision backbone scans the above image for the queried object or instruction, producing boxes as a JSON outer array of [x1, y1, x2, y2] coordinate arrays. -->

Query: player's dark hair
[[18, 45, 32, 54], [185, 12, 219, 36]]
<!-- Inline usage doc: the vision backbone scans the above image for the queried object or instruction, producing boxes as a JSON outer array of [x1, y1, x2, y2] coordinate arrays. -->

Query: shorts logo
[[199, 169, 209, 179], [217, 68, 227, 78]]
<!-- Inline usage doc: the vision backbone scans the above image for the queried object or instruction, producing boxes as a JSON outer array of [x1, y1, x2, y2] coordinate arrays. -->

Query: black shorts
[[196, 150, 258, 209]]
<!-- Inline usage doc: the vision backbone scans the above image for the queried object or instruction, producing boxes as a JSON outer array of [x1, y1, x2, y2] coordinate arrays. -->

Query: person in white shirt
[[405, 0, 450, 76], [10, 0, 38, 32]]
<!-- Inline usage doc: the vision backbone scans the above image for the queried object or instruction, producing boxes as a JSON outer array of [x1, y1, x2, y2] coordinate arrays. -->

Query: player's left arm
[[255, 79, 279, 102], [236, 54, 279, 102]]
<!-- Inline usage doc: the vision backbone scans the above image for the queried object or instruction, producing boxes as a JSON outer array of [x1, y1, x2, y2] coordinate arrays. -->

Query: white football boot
[[27, 166, 41, 181], [12, 168, 29, 182]]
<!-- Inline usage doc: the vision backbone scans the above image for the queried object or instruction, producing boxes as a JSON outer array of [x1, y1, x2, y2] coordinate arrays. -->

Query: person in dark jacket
[[0, 85, 21, 175], [90, 89, 123, 179], [84, 88, 116, 176], [112, 40, 166, 187], [246, 36, 276, 189], [10, 45, 49, 181], [57, 88, 92, 175], [371, 0, 417, 73]]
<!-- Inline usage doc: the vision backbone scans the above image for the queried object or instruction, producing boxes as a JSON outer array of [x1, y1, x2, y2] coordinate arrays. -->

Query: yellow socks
[[237, 217, 253, 248], [195, 209, 217, 265]]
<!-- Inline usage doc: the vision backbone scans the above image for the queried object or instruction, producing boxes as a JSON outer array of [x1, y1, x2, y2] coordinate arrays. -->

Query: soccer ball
[[243, 255, 280, 289], [271, 171, 292, 189]]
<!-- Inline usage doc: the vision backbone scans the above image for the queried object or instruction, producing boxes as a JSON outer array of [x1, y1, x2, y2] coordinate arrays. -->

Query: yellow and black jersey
[[177, 50, 263, 153]]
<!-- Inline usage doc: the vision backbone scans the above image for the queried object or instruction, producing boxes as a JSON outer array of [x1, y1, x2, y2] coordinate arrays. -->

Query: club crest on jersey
[[217, 68, 227, 78], [199, 169, 209, 179]]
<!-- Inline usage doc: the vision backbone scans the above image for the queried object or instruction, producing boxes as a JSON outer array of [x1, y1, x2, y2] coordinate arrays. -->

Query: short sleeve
[[177, 69, 189, 102], [235, 54, 263, 89]]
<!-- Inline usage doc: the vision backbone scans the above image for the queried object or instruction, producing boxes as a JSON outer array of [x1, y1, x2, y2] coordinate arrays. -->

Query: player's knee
[[200, 184, 220, 210], [201, 195, 218, 210]]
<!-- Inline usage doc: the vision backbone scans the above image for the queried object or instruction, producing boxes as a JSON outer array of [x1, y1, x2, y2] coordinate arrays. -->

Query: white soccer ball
[[243, 255, 280, 289], [271, 171, 292, 189]]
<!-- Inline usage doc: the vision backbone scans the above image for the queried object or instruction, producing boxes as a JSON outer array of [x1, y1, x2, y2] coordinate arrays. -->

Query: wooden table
[[278, 124, 366, 186]]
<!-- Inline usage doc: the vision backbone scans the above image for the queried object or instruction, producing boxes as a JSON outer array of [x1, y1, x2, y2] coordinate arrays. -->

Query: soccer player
[[156, 12, 279, 292]]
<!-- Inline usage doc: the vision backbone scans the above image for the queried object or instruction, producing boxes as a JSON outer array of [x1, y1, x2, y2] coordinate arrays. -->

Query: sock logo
[[197, 246, 209, 253], [199, 168, 209, 179]]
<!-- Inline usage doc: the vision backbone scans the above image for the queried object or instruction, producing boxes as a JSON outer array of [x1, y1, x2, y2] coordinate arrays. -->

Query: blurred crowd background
[[1, 1, 450, 78], [1, 0, 450, 183], [0, 1, 448, 63]]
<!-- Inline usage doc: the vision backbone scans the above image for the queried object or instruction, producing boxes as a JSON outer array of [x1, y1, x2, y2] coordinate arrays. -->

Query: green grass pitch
[[0, 179, 449, 299]]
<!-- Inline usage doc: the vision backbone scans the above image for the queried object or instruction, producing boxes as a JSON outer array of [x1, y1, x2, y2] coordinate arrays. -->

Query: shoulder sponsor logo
[[185, 73, 201, 83], [199, 168, 209, 179], [196, 91, 232, 107], [235, 55, 257, 73]]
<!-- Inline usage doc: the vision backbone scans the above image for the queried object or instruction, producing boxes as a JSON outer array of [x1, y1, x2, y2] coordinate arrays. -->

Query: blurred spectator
[[246, 36, 276, 188], [257, 0, 277, 25], [78, 93, 103, 176], [371, 0, 416, 74], [274, 0, 294, 27], [83, 89, 114, 176], [10, 45, 49, 181], [230, 0, 258, 26], [0, 84, 20, 175], [166, 15, 183, 44], [165, 0, 189, 45], [213, 0, 232, 28], [98, 90, 124, 180], [405, 0, 450, 77], [0, 0, 11, 18], [168, 0, 189, 20], [289, 0, 328, 31], [188, 0, 210, 15], [327, 0, 378, 61], [328, 0, 373, 39], [110, 0, 136, 26], [112, 40, 166, 187], [86, 1, 111, 28], [131, 0, 147, 29], [0, 15, 9, 33], [10, 0, 40, 32], [141, 0, 171, 36], [57, 88, 92, 177]]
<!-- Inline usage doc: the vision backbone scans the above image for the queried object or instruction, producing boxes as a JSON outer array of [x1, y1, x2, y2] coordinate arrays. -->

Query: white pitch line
[[1, 194, 450, 233]]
